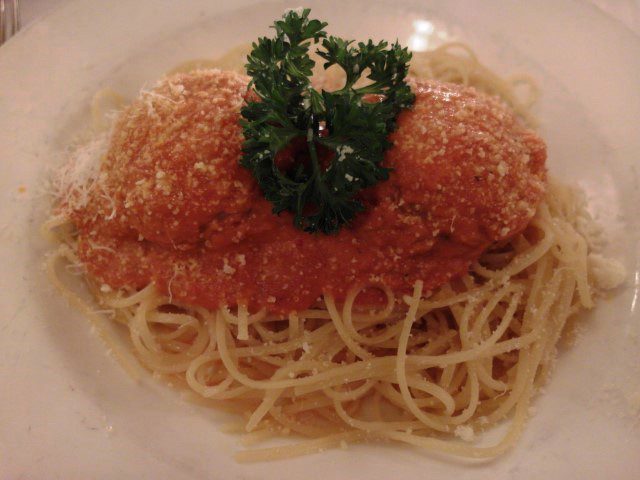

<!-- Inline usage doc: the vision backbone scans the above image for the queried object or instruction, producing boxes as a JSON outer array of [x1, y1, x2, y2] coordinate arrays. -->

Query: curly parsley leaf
[[240, 8, 414, 234]]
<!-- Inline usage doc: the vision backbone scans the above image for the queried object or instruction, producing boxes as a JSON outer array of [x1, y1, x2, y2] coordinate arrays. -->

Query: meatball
[[97, 70, 254, 245], [370, 78, 546, 248]]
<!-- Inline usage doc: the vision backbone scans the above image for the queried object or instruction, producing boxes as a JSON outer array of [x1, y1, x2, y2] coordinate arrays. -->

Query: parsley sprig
[[240, 9, 414, 234]]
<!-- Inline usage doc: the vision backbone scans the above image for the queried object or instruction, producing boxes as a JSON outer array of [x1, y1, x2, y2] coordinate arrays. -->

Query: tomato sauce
[[72, 70, 546, 314]]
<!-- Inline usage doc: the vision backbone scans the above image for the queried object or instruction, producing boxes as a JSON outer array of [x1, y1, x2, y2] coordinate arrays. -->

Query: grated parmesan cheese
[[336, 145, 354, 162], [588, 253, 626, 290], [53, 133, 108, 210], [222, 258, 236, 275], [453, 425, 475, 442]]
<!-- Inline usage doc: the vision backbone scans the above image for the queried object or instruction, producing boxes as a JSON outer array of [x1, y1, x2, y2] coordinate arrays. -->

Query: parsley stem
[[307, 122, 321, 179]]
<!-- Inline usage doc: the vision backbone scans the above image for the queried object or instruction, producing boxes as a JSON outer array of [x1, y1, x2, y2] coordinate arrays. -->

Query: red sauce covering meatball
[[71, 69, 546, 314]]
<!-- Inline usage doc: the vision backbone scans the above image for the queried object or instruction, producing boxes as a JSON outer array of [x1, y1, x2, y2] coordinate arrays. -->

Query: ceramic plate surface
[[0, 1, 638, 478]]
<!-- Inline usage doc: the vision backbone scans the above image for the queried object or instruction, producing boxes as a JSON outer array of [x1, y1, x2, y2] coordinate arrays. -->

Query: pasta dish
[[44, 10, 624, 461]]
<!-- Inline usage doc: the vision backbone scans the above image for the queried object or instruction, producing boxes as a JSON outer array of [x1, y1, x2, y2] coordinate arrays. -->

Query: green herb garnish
[[240, 8, 414, 234]]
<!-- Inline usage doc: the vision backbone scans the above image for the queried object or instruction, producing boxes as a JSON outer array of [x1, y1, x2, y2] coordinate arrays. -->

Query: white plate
[[1, 1, 639, 478]]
